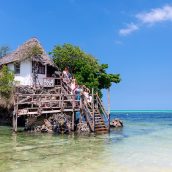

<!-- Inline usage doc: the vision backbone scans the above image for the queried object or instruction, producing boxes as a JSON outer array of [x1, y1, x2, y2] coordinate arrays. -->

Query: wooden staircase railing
[[80, 92, 109, 133], [95, 94, 109, 120], [61, 80, 72, 95], [81, 100, 94, 132]]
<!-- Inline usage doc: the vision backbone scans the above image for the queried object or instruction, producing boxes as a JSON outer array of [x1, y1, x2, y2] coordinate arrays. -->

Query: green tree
[[0, 65, 14, 99], [0, 46, 10, 58], [50, 44, 121, 96]]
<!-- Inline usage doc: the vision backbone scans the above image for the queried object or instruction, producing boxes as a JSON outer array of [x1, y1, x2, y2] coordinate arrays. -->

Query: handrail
[[61, 79, 72, 95], [81, 91, 109, 131], [95, 94, 108, 120], [15, 93, 75, 97], [82, 99, 94, 132]]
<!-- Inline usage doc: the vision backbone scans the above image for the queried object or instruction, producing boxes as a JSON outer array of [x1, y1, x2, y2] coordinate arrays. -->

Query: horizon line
[[111, 110, 172, 112]]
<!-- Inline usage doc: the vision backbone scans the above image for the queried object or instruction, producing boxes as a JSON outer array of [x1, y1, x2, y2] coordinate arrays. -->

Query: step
[[95, 120, 105, 123], [95, 123, 106, 126], [94, 114, 101, 117], [95, 122, 105, 125], [95, 128, 108, 132], [95, 121, 105, 124], [95, 119, 104, 122], [95, 127, 108, 132], [95, 116, 102, 119], [96, 130, 109, 134], [95, 125, 106, 128], [95, 124, 105, 127]]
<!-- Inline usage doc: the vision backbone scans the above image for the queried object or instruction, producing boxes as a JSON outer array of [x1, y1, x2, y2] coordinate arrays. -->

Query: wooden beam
[[92, 88, 95, 132], [72, 95, 75, 131], [107, 88, 110, 132], [72, 111, 75, 131], [12, 111, 16, 132], [13, 104, 18, 132]]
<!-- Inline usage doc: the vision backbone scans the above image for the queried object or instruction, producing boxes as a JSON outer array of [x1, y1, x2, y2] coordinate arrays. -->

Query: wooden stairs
[[95, 112, 108, 133], [81, 93, 109, 134], [60, 80, 109, 134]]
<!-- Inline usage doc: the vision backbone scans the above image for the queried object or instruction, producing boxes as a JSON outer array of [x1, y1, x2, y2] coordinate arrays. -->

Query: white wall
[[7, 59, 32, 86], [7, 59, 47, 86]]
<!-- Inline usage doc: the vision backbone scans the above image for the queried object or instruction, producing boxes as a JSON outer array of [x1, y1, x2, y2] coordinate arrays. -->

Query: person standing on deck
[[74, 85, 83, 102], [83, 87, 92, 104], [71, 77, 76, 93], [62, 67, 72, 84]]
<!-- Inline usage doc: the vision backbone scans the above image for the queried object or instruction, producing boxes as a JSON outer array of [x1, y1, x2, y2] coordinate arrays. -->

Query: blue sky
[[0, 0, 172, 110]]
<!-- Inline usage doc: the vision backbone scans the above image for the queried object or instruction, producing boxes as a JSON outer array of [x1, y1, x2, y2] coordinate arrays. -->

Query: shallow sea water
[[0, 112, 172, 172]]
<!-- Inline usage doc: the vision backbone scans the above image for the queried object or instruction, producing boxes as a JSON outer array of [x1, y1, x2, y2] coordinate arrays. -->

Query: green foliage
[[30, 45, 43, 57], [24, 45, 43, 60], [50, 44, 121, 96], [0, 46, 10, 58], [0, 65, 14, 99]]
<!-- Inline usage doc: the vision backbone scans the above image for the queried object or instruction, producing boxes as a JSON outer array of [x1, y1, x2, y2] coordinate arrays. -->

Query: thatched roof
[[0, 38, 55, 66]]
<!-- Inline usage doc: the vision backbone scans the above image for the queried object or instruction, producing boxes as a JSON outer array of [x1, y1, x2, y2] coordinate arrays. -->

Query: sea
[[0, 111, 172, 172]]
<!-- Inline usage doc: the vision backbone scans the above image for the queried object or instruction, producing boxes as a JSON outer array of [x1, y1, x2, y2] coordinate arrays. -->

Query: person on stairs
[[62, 67, 72, 84]]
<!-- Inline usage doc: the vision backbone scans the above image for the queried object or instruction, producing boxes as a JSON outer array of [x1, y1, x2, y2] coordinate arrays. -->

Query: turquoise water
[[0, 112, 172, 172]]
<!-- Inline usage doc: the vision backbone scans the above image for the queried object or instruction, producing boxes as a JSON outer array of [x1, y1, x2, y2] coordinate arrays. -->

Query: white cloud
[[119, 5, 172, 36], [136, 5, 172, 24], [119, 23, 139, 36]]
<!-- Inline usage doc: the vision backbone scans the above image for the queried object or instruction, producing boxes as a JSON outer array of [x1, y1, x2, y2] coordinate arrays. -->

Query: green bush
[[0, 65, 14, 99]]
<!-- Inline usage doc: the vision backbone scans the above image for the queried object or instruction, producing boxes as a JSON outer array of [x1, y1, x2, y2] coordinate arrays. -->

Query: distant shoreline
[[111, 110, 172, 113]]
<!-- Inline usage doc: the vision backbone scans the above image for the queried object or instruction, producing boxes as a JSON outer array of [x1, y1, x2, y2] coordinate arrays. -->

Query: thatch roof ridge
[[0, 38, 55, 66]]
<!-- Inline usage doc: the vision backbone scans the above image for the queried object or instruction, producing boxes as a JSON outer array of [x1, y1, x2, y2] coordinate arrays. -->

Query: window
[[38, 64, 45, 74], [14, 62, 20, 74], [32, 62, 45, 74]]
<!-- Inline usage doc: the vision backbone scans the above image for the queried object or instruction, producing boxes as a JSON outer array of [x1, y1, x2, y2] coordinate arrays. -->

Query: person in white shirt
[[71, 78, 76, 91], [62, 67, 71, 84]]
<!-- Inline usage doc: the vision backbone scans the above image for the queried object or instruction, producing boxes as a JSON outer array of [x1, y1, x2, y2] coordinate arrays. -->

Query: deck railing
[[14, 76, 110, 131], [15, 93, 80, 115]]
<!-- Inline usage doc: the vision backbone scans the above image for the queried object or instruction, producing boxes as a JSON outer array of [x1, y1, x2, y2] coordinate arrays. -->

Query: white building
[[0, 38, 57, 86]]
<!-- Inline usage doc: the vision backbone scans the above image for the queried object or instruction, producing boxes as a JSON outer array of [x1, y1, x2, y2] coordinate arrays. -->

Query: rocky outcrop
[[110, 119, 123, 128], [76, 121, 90, 133], [25, 113, 72, 134], [0, 107, 13, 125]]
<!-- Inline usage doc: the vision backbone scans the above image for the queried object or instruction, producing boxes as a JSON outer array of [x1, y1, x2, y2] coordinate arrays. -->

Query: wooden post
[[72, 111, 75, 131], [31, 95, 33, 108], [13, 95, 16, 132], [13, 95, 18, 132], [13, 110, 16, 132], [107, 88, 110, 132], [61, 94, 64, 111], [92, 88, 95, 132], [45, 64, 47, 77], [60, 78, 62, 94], [79, 95, 83, 122], [15, 113, 18, 132], [72, 94, 75, 131]]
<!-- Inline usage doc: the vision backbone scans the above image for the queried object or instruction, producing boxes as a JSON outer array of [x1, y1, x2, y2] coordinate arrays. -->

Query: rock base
[[25, 113, 72, 134], [110, 119, 123, 128]]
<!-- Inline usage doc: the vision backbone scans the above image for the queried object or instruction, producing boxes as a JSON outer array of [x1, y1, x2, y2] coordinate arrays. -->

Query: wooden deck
[[13, 78, 110, 134]]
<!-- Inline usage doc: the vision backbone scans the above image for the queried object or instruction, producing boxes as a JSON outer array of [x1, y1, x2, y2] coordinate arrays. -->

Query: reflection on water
[[0, 112, 172, 172]]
